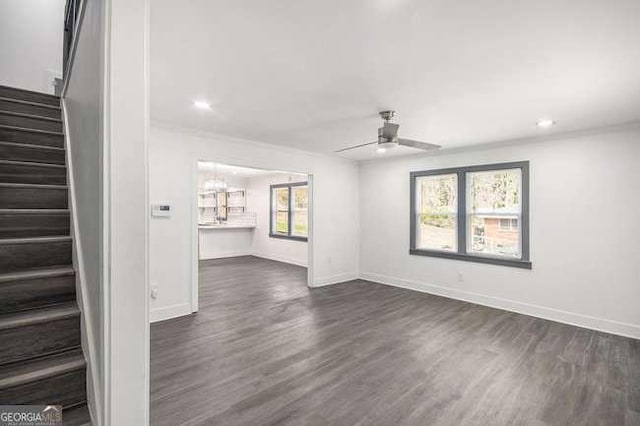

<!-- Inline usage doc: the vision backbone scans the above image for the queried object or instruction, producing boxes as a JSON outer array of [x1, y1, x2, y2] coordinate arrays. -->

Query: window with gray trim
[[270, 182, 308, 242], [410, 162, 531, 269]]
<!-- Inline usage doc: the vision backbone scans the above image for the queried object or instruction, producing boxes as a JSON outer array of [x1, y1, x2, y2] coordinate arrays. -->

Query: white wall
[[105, 0, 150, 424], [149, 123, 359, 322], [247, 173, 309, 267], [62, 0, 105, 422], [0, 0, 65, 93], [197, 171, 247, 189], [359, 126, 640, 339]]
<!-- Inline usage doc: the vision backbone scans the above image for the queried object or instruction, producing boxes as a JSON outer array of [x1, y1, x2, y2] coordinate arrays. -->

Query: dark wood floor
[[150, 256, 640, 426]]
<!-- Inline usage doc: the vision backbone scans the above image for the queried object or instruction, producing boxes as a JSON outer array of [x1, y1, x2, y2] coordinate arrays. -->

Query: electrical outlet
[[327, 256, 332, 265], [151, 285, 158, 299], [457, 272, 464, 283]]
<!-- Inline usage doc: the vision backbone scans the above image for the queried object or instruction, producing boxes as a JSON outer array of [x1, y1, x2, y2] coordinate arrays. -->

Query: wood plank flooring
[[151, 256, 640, 426]]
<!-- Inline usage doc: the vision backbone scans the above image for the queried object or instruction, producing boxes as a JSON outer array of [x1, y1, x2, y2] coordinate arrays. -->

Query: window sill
[[409, 248, 532, 269], [269, 233, 308, 242]]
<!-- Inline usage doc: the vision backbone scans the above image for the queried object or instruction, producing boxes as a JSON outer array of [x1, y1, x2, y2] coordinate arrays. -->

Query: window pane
[[467, 168, 522, 258], [272, 188, 289, 234], [291, 186, 308, 237], [415, 174, 457, 252], [275, 211, 288, 233], [275, 188, 289, 210]]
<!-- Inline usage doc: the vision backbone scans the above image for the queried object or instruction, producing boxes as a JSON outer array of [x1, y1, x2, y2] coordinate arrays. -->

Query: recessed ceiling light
[[536, 119, 555, 128], [377, 147, 386, 153], [194, 100, 211, 110]]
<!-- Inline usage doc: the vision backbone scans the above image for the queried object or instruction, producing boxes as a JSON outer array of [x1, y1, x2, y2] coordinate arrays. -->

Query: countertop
[[199, 224, 256, 230]]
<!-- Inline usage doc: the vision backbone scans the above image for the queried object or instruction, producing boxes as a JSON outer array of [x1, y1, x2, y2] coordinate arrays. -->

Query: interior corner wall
[[358, 126, 640, 339], [148, 123, 359, 322], [0, 0, 65, 93], [247, 173, 309, 267], [106, 0, 150, 423]]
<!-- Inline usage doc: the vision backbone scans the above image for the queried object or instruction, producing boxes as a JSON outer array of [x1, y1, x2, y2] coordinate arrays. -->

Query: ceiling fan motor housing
[[378, 125, 399, 148]]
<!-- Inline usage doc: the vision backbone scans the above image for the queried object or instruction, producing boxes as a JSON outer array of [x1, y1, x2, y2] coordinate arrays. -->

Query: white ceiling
[[151, 0, 640, 160], [200, 162, 273, 177], [198, 161, 306, 179]]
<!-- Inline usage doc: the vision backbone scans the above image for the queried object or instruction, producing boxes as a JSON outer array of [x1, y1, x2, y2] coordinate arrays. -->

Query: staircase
[[0, 85, 91, 425]]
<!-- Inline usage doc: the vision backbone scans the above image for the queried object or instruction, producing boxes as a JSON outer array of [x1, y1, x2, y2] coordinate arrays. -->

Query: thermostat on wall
[[151, 204, 172, 217]]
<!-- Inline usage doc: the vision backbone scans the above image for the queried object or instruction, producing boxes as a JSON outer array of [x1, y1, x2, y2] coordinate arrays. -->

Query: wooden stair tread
[[0, 110, 63, 123], [0, 348, 84, 390], [0, 124, 63, 136], [63, 403, 92, 425], [0, 141, 65, 151], [0, 159, 66, 167], [0, 266, 74, 283], [0, 97, 61, 111], [0, 235, 72, 244], [0, 208, 70, 214], [0, 302, 79, 331], [0, 85, 60, 104], [0, 182, 67, 189]]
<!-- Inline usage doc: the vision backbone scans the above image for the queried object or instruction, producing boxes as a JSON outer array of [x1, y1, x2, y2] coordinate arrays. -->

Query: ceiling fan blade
[[334, 141, 378, 153], [381, 122, 400, 139], [397, 138, 441, 150]]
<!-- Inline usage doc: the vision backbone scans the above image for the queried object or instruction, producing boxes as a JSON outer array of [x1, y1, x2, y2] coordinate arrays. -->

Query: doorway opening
[[190, 161, 313, 313]]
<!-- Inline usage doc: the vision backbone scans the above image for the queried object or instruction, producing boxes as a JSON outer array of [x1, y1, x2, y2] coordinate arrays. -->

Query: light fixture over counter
[[204, 178, 227, 192]]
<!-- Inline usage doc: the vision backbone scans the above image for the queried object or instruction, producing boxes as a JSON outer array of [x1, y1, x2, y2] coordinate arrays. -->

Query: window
[[498, 218, 518, 231], [410, 162, 530, 269], [414, 173, 458, 252], [270, 182, 308, 241]]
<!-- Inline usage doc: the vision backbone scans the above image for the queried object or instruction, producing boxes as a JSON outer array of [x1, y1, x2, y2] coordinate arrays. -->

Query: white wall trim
[[142, 0, 151, 421], [61, 99, 102, 426], [101, 0, 112, 423], [360, 272, 640, 340], [312, 273, 358, 288], [150, 303, 192, 323], [190, 159, 199, 314], [252, 253, 308, 267], [306, 174, 314, 288]]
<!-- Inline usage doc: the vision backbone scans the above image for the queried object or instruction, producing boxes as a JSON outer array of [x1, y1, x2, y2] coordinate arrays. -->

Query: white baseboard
[[312, 272, 358, 288], [252, 252, 308, 267], [360, 272, 640, 340], [150, 303, 192, 323], [199, 250, 252, 260]]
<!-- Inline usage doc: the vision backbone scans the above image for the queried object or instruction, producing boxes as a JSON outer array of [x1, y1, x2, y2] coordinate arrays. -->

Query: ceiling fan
[[335, 110, 441, 153]]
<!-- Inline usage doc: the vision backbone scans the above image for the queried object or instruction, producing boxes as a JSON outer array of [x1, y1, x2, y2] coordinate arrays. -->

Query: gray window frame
[[269, 182, 308, 242], [409, 161, 531, 269]]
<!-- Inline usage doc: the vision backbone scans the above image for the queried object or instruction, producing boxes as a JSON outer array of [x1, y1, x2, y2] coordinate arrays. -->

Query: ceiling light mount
[[379, 110, 397, 122], [536, 119, 555, 128], [194, 100, 212, 110]]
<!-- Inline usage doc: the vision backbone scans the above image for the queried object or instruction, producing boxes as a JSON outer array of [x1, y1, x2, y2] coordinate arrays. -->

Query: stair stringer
[[61, 99, 102, 426]]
